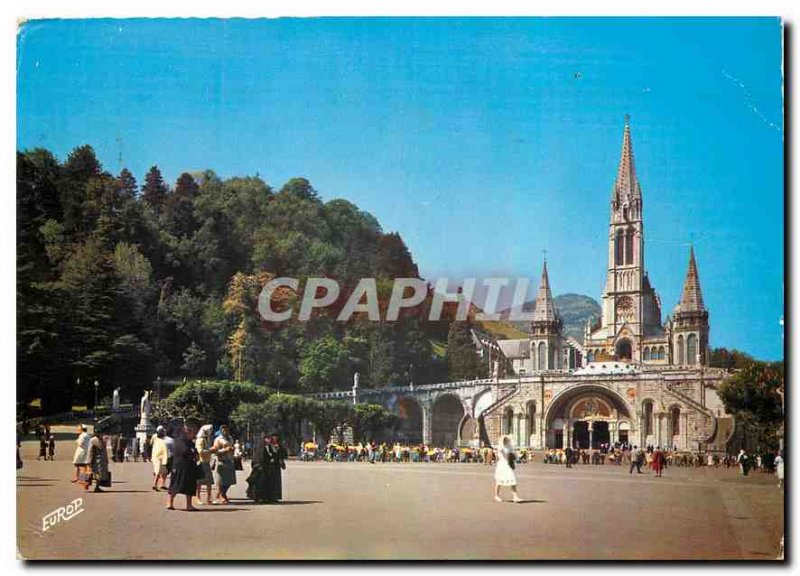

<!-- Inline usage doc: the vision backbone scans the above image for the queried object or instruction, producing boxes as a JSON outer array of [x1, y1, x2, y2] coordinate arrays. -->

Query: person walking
[[775, 451, 784, 489], [47, 433, 56, 461], [86, 430, 110, 492], [115, 434, 126, 463], [652, 446, 665, 478], [71, 424, 92, 483], [629, 445, 644, 474], [265, 434, 287, 503], [212, 424, 237, 504], [166, 424, 201, 512], [195, 424, 214, 506], [246, 434, 272, 503], [38, 433, 47, 461], [564, 445, 573, 468], [493, 436, 522, 503], [737, 449, 750, 476], [151, 426, 169, 491]]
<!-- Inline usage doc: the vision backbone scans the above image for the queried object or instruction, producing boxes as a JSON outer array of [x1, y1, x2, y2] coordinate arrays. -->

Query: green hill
[[502, 293, 601, 342]]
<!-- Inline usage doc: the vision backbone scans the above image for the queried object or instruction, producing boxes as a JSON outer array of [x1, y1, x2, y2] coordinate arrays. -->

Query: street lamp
[[156, 376, 162, 402], [93, 380, 99, 417]]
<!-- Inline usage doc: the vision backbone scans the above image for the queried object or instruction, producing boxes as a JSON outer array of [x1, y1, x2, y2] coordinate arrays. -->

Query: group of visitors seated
[[300, 441, 534, 465]]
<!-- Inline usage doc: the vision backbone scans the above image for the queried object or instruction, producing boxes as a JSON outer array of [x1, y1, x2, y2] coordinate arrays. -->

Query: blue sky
[[17, 18, 784, 360]]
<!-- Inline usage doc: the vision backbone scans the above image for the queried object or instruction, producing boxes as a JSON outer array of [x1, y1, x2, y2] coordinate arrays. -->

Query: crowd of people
[[68, 422, 289, 510], [306, 441, 536, 465], [47, 424, 782, 508], [299, 438, 785, 486]]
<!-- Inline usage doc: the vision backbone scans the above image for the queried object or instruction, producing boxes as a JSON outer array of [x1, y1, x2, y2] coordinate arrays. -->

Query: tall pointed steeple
[[533, 260, 558, 323], [677, 246, 705, 313], [612, 115, 641, 203]]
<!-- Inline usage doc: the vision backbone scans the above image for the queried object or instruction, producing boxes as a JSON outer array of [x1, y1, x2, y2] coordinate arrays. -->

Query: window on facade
[[670, 407, 681, 437], [687, 334, 698, 365], [677, 335, 684, 364], [504, 408, 514, 435], [625, 228, 634, 265], [643, 347, 650, 361], [538, 342, 546, 371], [527, 402, 536, 435], [658, 346, 665, 360], [615, 229, 625, 266]]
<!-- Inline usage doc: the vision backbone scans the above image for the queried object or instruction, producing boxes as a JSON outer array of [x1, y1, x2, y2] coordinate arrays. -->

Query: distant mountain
[[501, 293, 601, 342]]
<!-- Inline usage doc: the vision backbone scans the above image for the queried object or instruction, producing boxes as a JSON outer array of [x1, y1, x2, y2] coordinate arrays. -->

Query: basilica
[[481, 118, 731, 452]]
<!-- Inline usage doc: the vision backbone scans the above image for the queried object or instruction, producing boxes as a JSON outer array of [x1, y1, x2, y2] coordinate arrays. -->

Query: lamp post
[[156, 376, 162, 403], [93, 380, 99, 418]]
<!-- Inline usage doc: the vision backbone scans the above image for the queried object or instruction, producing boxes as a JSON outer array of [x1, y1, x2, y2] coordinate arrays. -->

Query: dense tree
[[16, 143, 472, 415], [352, 403, 400, 442], [141, 166, 169, 213], [157, 379, 271, 424], [718, 361, 784, 450], [709, 347, 755, 370], [298, 336, 351, 392], [446, 320, 488, 381]]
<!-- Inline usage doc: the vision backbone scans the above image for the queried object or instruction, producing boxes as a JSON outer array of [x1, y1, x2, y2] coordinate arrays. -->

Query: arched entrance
[[395, 396, 423, 444], [431, 394, 465, 447], [544, 385, 632, 449], [459, 416, 478, 446]]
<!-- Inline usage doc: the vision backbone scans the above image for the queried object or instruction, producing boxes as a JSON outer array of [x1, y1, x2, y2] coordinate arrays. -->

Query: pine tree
[[141, 166, 169, 213], [446, 320, 487, 381]]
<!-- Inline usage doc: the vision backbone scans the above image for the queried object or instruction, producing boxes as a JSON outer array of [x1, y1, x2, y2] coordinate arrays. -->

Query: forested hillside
[[18, 145, 457, 413]]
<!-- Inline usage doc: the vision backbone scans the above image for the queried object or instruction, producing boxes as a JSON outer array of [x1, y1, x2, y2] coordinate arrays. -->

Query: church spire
[[678, 246, 705, 312], [613, 115, 641, 203], [533, 260, 558, 323]]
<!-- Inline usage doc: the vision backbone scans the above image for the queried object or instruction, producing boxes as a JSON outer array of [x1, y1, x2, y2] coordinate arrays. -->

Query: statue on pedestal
[[352, 372, 359, 405], [139, 390, 151, 425], [112, 388, 120, 411]]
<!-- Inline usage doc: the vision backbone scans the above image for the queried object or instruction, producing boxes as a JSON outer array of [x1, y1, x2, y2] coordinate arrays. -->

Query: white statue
[[112, 388, 120, 411], [140, 391, 151, 424], [353, 372, 359, 389]]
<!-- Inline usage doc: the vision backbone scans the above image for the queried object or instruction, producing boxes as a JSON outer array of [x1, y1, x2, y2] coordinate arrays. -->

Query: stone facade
[[482, 118, 726, 451], [481, 367, 728, 450], [308, 118, 730, 453]]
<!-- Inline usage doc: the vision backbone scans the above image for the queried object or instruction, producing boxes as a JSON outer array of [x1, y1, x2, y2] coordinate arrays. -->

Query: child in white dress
[[494, 436, 522, 503]]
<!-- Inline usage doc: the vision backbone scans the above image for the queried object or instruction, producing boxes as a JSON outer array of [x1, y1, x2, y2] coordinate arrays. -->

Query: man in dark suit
[[629, 445, 644, 474]]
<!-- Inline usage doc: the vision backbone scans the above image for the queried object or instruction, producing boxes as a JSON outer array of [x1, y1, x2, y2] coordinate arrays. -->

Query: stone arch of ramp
[[431, 393, 466, 447], [470, 386, 494, 418], [391, 395, 424, 444]]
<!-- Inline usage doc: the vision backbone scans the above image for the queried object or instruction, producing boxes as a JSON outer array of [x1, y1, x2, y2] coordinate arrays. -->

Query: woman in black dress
[[246, 434, 271, 503], [265, 434, 287, 502], [246, 434, 287, 503], [167, 424, 200, 511]]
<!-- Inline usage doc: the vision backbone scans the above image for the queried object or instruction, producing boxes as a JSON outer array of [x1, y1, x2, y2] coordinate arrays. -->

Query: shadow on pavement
[[227, 499, 322, 506]]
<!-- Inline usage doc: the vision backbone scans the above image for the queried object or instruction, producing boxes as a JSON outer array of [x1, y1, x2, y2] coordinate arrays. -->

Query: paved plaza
[[17, 438, 784, 560]]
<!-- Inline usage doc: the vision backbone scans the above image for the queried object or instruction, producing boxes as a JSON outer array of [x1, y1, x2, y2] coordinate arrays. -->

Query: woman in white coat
[[494, 435, 522, 503], [71, 424, 91, 483], [150, 426, 169, 491], [775, 451, 784, 489]]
